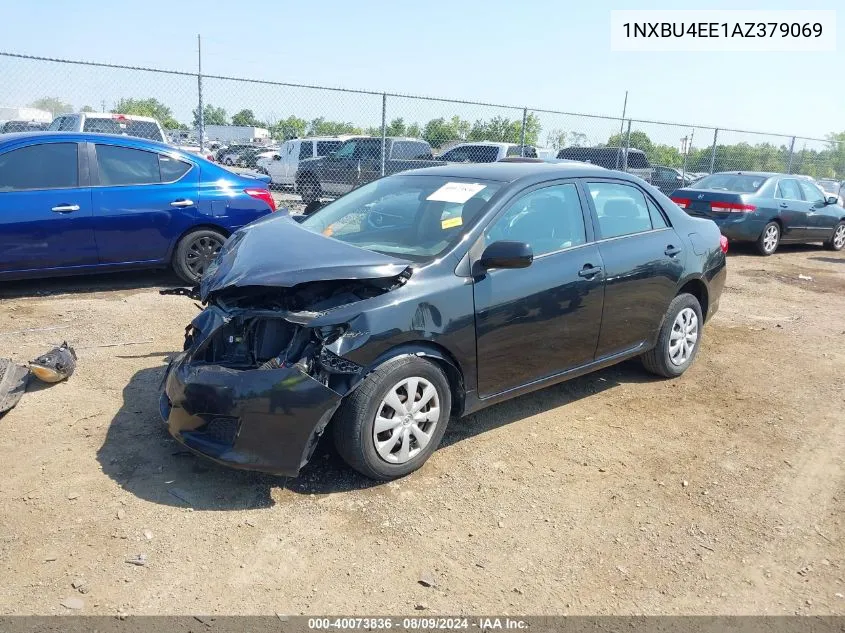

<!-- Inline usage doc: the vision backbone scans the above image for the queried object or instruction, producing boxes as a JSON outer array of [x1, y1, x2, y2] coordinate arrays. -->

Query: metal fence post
[[520, 107, 528, 156], [709, 128, 718, 174], [380, 93, 387, 177], [623, 119, 632, 172], [197, 34, 204, 153], [786, 136, 796, 173]]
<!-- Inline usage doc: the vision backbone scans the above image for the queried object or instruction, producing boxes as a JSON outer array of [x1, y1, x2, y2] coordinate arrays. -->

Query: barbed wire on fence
[[1, 50, 843, 183]]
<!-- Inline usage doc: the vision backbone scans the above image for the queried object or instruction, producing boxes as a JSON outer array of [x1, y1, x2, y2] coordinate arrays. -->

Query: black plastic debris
[[0, 358, 29, 415], [29, 341, 77, 384], [159, 286, 201, 301]]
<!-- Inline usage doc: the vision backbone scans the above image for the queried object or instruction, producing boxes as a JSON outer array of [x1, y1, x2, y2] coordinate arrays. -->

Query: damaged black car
[[160, 163, 727, 480]]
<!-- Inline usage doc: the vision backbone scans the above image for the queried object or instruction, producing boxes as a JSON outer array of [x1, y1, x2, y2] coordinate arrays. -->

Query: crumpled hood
[[200, 214, 411, 301]]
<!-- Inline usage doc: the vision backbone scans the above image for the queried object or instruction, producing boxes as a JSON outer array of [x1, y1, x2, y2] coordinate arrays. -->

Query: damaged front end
[[161, 271, 410, 476]]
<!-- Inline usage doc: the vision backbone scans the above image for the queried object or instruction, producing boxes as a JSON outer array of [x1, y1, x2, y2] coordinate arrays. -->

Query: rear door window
[[391, 141, 431, 160], [586, 181, 655, 239], [316, 141, 341, 156], [0, 142, 79, 191], [298, 142, 314, 160], [159, 155, 192, 182], [626, 152, 651, 169], [776, 179, 803, 201], [95, 144, 161, 186]]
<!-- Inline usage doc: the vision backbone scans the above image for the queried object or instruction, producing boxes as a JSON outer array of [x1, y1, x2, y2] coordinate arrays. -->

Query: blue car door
[[89, 142, 198, 264], [0, 140, 97, 274]]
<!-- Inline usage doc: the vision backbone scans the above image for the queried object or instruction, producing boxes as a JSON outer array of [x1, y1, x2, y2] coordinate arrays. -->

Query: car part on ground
[[161, 163, 726, 480], [0, 358, 29, 415], [28, 342, 77, 383]]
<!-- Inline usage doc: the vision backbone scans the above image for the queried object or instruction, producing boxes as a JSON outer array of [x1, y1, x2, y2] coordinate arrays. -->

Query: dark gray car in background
[[670, 172, 845, 254]]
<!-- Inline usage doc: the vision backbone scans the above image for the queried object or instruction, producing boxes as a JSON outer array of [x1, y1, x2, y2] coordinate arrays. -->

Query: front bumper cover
[[161, 351, 342, 477]]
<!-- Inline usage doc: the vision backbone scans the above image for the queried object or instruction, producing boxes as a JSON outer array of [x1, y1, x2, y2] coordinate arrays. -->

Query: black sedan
[[160, 163, 727, 480]]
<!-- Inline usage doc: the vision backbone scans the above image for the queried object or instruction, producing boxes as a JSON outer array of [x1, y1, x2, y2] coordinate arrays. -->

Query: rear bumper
[[689, 212, 767, 242], [161, 353, 341, 476]]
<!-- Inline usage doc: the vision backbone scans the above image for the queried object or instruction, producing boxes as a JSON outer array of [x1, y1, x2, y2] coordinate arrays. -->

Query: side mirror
[[825, 196, 839, 205], [291, 214, 307, 223], [478, 241, 533, 270]]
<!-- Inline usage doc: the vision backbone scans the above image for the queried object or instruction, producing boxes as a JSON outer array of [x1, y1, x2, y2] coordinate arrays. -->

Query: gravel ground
[[0, 244, 842, 616]]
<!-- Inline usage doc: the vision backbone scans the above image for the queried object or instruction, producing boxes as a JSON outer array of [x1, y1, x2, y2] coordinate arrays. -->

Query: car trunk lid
[[669, 189, 757, 219]]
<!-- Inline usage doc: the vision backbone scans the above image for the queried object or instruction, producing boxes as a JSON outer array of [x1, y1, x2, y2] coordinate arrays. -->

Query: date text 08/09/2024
[[307, 617, 528, 630], [622, 22, 823, 38]]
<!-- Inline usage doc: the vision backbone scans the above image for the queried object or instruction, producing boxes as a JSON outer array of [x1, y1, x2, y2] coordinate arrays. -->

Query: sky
[[0, 0, 842, 144]]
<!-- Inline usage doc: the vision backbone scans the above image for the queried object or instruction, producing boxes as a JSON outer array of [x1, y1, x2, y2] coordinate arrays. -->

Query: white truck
[[201, 125, 270, 145]]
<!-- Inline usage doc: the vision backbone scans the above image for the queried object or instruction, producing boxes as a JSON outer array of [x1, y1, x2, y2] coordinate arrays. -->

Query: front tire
[[641, 293, 703, 378], [824, 221, 845, 251], [333, 356, 452, 481], [756, 221, 780, 255], [172, 228, 226, 284]]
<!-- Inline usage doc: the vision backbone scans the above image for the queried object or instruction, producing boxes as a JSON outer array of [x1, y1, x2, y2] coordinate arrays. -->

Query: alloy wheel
[[762, 225, 779, 253], [372, 377, 440, 464], [668, 307, 699, 367], [184, 235, 223, 278], [834, 225, 845, 249]]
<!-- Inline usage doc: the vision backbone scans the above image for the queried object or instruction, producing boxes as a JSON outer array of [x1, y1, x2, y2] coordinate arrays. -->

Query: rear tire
[[641, 293, 703, 378], [756, 221, 780, 255], [333, 356, 452, 481], [172, 228, 226, 284], [299, 175, 321, 205], [824, 221, 845, 251]]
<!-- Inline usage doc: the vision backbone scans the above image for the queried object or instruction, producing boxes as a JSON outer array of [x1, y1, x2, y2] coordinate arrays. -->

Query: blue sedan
[[0, 132, 278, 283]]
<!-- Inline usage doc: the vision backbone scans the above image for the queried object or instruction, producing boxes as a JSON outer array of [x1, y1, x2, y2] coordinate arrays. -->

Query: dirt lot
[[0, 244, 842, 616]]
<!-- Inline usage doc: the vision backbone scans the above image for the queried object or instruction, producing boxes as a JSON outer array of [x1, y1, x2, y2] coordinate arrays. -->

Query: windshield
[[299, 175, 502, 262], [690, 173, 768, 193]]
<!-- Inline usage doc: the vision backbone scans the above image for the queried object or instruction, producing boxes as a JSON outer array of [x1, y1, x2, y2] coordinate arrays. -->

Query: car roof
[[449, 141, 519, 148], [560, 146, 646, 154], [72, 112, 160, 123], [0, 131, 178, 152], [404, 161, 618, 183], [713, 171, 781, 178]]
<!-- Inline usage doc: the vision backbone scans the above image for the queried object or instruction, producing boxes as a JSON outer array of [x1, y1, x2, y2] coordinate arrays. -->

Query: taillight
[[710, 201, 756, 213], [244, 188, 277, 212], [719, 235, 729, 253], [671, 197, 690, 209]]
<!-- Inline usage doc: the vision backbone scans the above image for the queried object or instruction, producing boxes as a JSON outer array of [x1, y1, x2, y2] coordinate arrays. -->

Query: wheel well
[[367, 343, 466, 417], [678, 279, 709, 320]]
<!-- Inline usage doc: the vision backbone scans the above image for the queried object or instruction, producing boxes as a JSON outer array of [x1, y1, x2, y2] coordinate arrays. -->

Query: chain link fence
[[2, 50, 843, 206]]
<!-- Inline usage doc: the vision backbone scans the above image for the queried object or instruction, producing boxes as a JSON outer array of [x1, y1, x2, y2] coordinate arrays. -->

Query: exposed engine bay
[[183, 270, 411, 396]]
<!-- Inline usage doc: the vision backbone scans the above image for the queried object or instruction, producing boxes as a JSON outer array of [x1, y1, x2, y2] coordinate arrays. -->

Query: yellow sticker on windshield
[[441, 217, 463, 229]]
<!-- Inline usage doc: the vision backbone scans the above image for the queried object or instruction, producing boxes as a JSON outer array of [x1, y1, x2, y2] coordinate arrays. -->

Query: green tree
[[231, 109, 263, 127], [113, 97, 181, 129], [386, 117, 407, 137], [606, 130, 654, 153], [28, 97, 73, 116], [307, 117, 362, 136], [80, 105, 96, 113], [268, 115, 307, 140], [406, 122, 422, 138], [193, 104, 228, 127], [422, 116, 470, 148]]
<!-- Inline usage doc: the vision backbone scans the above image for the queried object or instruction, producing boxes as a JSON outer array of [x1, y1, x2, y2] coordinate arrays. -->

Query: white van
[[47, 112, 167, 143], [257, 136, 351, 187]]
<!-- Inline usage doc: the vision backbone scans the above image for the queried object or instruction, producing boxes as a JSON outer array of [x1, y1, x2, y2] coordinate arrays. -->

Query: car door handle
[[51, 204, 80, 213], [578, 264, 603, 279], [170, 199, 194, 207], [779, 203, 788, 208], [664, 245, 683, 257]]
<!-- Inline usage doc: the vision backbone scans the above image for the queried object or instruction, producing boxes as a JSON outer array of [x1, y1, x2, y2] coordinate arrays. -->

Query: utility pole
[[615, 90, 628, 169], [100, 99, 107, 113], [197, 34, 204, 152]]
